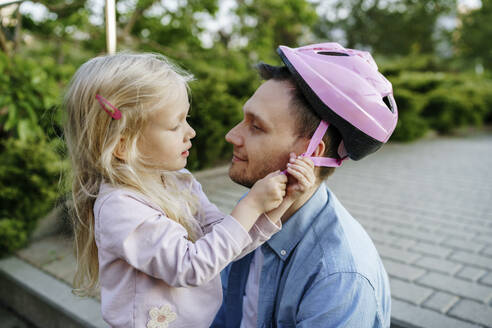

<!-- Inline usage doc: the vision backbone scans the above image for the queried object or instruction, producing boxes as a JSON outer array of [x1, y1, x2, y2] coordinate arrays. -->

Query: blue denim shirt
[[211, 183, 391, 328]]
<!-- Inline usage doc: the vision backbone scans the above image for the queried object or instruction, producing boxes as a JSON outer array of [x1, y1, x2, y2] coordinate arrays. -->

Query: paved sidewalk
[[5, 132, 492, 327]]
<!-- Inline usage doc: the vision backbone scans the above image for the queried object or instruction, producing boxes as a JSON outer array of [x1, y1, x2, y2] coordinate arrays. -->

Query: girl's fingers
[[289, 161, 316, 187], [275, 173, 288, 184], [295, 157, 314, 170], [287, 163, 311, 184], [289, 152, 297, 162], [303, 157, 315, 168], [295, 157, 315, 179], [287, 166, 309, 187]]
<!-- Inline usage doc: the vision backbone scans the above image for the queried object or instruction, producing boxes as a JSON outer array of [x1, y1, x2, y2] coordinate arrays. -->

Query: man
[[212, 43, 398, 327]]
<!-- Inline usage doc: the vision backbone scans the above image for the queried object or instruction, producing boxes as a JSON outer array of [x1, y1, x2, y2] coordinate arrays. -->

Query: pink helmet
[[277, 43, 398, 160]]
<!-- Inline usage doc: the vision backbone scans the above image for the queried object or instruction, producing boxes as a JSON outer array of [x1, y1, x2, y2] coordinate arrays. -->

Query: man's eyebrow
[[246, 112, 271, 129]]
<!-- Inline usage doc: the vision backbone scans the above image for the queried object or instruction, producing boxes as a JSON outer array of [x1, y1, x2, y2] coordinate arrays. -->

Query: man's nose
[[225, 124, 243, 146]]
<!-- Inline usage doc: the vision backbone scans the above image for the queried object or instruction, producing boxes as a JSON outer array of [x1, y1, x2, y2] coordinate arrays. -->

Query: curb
[[0, 257, 107, 328]]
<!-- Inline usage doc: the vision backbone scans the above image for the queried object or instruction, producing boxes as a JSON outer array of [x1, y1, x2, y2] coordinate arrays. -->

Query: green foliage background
[[0, 0, 491, 255]]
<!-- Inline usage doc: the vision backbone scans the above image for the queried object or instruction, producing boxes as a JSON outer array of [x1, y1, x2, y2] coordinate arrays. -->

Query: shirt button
[[280, 250, 287, 256]]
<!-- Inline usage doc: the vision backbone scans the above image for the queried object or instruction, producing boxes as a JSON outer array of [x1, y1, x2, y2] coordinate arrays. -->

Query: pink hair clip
[[96, 94, 122, 120]]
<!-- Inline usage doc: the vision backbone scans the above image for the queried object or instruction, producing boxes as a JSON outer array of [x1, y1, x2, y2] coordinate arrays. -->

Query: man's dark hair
[[256, 63, 342, 180]]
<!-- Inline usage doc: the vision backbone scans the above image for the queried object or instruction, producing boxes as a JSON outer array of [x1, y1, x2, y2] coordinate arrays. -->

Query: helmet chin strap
[[281, 120, 347, 175], [301, 120, 348, 167]]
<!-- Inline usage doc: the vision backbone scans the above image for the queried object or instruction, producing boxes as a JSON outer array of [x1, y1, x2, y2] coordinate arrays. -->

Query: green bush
[[422, 88, 483, 133], [379, 55, 447, 77], [387, 69, 492, 138], [187, 75, 246, 170], [183, 48, 260, 170], [0, 53, 70, 141], [0, 219, 28, 255], [0, 138, 67, 257], [460, 77, 492, 123], [391, 72, 447, 94], [391, 88, 429, 141]]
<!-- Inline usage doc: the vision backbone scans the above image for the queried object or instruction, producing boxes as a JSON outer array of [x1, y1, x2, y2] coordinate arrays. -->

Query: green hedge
[[391, 88, 429, 141], [388, 70, 492, 140], [0, 52, 74, 141], [0, 138, 67, 256]]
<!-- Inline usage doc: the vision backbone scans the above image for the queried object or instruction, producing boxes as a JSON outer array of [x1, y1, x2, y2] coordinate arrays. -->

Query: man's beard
[[228, 157, 285, 189]]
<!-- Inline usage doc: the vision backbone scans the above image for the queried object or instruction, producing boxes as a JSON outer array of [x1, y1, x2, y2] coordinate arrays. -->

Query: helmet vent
[[383, 96, 395, 113], [317, 51, 349, 57]]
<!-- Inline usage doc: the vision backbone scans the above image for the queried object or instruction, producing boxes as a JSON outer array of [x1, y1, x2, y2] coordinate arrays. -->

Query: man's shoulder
[[296, 187, 385, 282], [285, 188, 391, 326]]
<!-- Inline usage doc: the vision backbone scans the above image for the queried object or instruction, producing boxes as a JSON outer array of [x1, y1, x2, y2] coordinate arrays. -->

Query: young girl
[[63, 53, 314, 328]]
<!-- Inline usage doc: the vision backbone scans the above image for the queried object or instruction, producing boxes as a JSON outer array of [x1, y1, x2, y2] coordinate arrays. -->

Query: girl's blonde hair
[[63, 53, 200, 296]]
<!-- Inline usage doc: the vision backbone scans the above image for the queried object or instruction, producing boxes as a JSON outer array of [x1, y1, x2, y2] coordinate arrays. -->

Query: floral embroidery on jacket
[[147, 305, 177, 328]]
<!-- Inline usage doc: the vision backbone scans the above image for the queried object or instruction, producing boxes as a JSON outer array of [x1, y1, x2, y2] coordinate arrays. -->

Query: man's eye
[[251, 125, 261, 132]]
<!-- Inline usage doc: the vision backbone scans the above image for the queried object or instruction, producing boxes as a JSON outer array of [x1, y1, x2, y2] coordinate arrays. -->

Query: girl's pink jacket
[[94, 170, 280, 328]]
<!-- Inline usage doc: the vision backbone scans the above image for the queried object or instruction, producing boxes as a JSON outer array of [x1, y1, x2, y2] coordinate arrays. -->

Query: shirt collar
[[265, 183, 329, 261]]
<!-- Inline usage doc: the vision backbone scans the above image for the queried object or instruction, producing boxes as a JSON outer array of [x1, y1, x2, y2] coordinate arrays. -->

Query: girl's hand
[[247, 170, 288, 213], [285, 152, 316, 201], [263, 153, 316, 225]]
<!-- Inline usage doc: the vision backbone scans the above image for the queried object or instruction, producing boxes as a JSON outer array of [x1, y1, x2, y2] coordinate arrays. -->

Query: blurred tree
[[313, 0, 456, 55], [228, 0, 318, 62], [120, 0, 218, 58], [19, 0, 88, 62], [456, 0, 492, 71]]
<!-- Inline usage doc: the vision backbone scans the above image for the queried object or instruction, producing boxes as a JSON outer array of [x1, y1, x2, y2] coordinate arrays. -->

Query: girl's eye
[[171, 125, 179, 131]]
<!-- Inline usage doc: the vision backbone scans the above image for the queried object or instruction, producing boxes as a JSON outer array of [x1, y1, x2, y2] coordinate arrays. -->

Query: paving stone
[[418, 272, 492, 303], [441, 237, 485, 253], [422, 291, 459, 314], [456, 266, 487, 282], [387, 235, 418, 250], [450, 251, 492, 270], [480, 272, 492, 287], [43, 253, 77, 285], [390, 278, 434, 305], [388, 225, 446, 244], [481, 245, 492, 258], [448, 299, 492, 327], [414, 256, 463, 275], [363, 227, 398, 245], [383, 259, 427, 282], [410, 241, 453, 258], [458, 225, 492, 238], [392, 299, 481, 328], [16, 235, 73, 268], [372, 214, 420, 231], [436, 225, 479, 241], [474, 235, 492, 246], [376, 244, 422, 264]]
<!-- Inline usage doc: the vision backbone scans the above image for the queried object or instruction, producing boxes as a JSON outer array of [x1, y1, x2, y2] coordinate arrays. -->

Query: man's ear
[[113, 138, 126, 161], [312, 140, 326, 158]]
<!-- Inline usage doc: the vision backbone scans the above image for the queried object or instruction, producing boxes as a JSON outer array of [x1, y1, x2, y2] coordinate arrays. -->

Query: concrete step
[[0, 257, 107, 328]]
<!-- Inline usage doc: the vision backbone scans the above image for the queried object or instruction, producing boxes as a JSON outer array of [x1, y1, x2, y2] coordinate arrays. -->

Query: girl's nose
[[186, 122, 196, 140]]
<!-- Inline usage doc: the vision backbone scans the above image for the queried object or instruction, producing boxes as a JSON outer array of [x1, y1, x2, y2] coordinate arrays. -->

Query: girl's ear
[[113, 138, 126, 161]]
